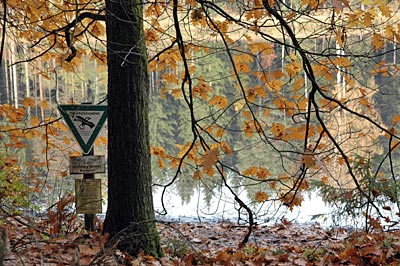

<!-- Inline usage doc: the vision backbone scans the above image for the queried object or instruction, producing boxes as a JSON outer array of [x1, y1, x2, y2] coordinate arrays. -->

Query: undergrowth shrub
[[311, 155, 400, 231]]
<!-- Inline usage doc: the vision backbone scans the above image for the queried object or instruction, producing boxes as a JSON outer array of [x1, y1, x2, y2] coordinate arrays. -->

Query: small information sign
[[58, 105, 107, 154], [75, 179, 102, 214], [70, 155, 105, 174]]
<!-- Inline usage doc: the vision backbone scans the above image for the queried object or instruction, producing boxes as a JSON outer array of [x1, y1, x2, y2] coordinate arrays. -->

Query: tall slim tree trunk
[[103, 0, 162, 258], [9, 40, 18, 108], [38, 70, 44, 120], [3, 49, 9, 104]]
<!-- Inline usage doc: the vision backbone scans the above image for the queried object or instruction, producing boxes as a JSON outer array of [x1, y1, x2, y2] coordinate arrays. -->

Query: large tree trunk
[[103, 0, 162, 258]]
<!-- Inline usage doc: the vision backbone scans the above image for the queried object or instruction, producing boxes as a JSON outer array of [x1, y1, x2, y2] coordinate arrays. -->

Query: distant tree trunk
[[38, 71, 44, 120], [103, 0, 163, 258], [3, 50, 9, 104], [9, 40, 18, 108]]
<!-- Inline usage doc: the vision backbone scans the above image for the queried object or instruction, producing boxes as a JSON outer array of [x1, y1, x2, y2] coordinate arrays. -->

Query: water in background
[[153, 186, 338, 226]]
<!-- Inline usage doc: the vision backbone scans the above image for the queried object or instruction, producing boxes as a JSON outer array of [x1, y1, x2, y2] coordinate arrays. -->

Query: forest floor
[[2, 215, 400, 265]]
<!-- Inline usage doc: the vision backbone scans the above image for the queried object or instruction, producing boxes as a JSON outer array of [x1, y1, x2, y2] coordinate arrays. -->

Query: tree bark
[[103, 0, 162, 258]]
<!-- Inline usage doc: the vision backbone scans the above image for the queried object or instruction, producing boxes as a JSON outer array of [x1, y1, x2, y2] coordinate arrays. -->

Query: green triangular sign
[[58, 105, 107, 154]]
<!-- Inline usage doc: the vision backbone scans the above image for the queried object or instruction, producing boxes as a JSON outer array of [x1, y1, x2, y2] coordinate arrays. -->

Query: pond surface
[[153, 187, 340, 226]]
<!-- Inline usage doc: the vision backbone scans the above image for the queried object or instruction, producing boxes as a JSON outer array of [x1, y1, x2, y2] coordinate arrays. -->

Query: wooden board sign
[[75, 179, 102, 214], [70, 155, 105, 174]]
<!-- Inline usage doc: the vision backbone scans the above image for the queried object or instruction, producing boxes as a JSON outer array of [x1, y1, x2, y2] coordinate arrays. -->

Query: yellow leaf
[[30, 116, 40, 127], [358, 98, 371, 109], [209, 96, 229, 109], [158, 159, 165, 169], [263, 108, 270, 117], [248, 42, 274, 55], [243, 121, 254, 138], [162, 73, 179, 84], [271, 123, 285, 139], [193, 77, 212, 100], [292, 77, 305, 92], [176, 142, 192, 159], [95, 136, 108, 146], [243, 166, 257, 176], [378, 5, 392, 18], [372, 33, 384, 50], [287, 126, 305, 141], [40, 100, 49, 110], [392, 114, 400, 125], [285, 61, 301, 78], [232, 54, 253, 73], [273, 97, 285, 111], [242, 110, 251, 119], [70, 151, 81, 156], [255, 191, 269, 203], [23, 97, 35, 108], [220, 141, 232, 155], [390, 140, 400, 151], [331, 57, 351, 68], [336, 29, 346, 47], [288, 53, 297, 61], [234, 99, 245, 112], [171, 88, 182, 99], [216, 127, 225, 138], [25, 130, 34, 140], [170, 158, 179, 169], [63, 136, 71, 145]]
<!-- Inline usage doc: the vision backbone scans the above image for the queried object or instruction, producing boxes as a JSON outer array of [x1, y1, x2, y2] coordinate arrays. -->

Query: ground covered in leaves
[[3, 216, 400, 265]]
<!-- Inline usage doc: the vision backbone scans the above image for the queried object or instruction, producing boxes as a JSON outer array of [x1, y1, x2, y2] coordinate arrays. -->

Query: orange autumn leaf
[[255, 191, 269, 202], [392, 114, 400, 125], [192, 170, 202, 180], [243, 165, 257, 176], [390, 139, 400, 151], [215, 127, 225, 138], [30, 116, 40, 127], [40, 100, 49, 110], [220, 141, 232, 155], [271, 123, 285, 139], [263, 107, 270, 117], [200, 147, 219, 171], [158, 158, 165, 169], [256, 167, 271, 180], [281, 192, 303, 211], [243, 121, 254, 138], [69, 151, 81, 157], [285, 61, 302, 78], [302, 150, 315, 168], [372, 33, 384, 50], [209, 95, 229, 109], [171, 88, 182, 99], [63, 136, 71, 145], [22, 97, 35, 108]]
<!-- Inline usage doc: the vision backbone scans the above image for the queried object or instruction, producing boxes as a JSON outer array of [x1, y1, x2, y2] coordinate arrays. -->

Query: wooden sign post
[[83, 148, 95, 231], [59, 104, 107, 232]]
